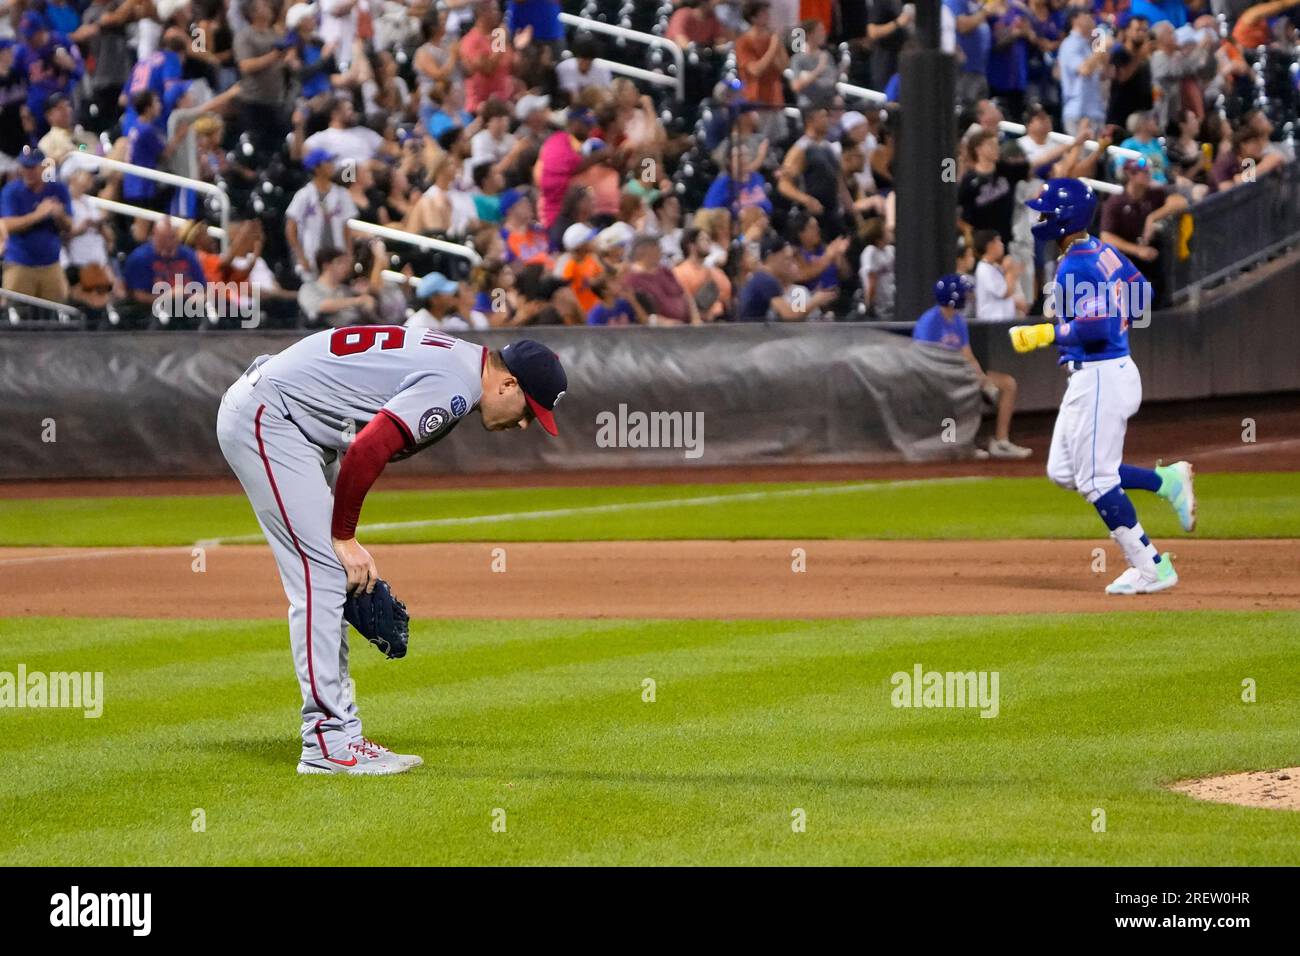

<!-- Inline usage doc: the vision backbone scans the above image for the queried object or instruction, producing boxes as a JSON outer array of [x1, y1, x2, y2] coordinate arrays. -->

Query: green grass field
[[3, 473, 1298, 865], [2, 472, 1299, 546], [3, 611, 1298, 866]]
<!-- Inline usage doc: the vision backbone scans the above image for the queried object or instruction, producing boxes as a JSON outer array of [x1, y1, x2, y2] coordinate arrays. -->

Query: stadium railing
[[86, 195, 228, 244], [1163, 160, 1300, 304], [347, 219, 483, 271], [558, 12, 687, 101], [591, 57, 680, 95], [0, 286, 86, 330], [89, 156, 232, 254]]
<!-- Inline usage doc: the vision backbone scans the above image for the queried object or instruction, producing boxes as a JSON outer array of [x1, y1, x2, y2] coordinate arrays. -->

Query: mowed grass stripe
[[2, 473, 1299, 546], [2, 611, 1299, 865]]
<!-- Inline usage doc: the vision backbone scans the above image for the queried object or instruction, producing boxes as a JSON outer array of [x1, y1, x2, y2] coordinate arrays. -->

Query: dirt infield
[[4, 539, 1297, 619], [1171, 768, 1300, 811]]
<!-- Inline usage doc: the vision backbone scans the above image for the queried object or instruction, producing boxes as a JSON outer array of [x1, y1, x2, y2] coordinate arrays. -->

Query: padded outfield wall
[[1, 257, 1297, 480]]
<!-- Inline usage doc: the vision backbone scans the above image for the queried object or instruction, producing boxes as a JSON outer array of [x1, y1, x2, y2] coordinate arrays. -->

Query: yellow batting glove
[[1009, 323, 1056, 354]]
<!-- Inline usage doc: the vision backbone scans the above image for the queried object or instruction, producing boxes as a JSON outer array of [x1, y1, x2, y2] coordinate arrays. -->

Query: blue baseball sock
[[1094, 487, 1162, 565], [1119, 464, 1162, 493]]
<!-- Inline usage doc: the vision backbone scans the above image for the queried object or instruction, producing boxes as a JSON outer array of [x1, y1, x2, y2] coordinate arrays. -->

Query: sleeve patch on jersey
[[418, 407, 451, 439], [450, 395, 468, 418]]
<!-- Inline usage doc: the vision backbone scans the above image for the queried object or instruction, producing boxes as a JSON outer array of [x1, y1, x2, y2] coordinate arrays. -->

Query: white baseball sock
[[1111, 524, 1159, 577]]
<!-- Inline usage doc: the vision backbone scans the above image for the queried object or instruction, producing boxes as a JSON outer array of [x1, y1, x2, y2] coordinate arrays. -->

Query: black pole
[[895, 0, 956, 324]]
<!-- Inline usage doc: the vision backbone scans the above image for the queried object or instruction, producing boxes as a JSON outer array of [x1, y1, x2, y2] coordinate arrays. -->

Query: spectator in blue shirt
[[1024, 0, 1066, 116], [122, 219, 206, 325], [123, 89, 191, 211], [287, 5, 337, 101], [1, 147, 72, 301], [737, 235, 837, 321], [1127, 0, 1188, 28], [1114, 110, 1169, 183], [15, 11, 84, 136], [988, 4, 1036, 120], [702, 167, 772, 215], [1057, 6, 1108, 134], [946, 0, 999, 108], [508, 1, 565, 47], [586, 273, 648, 325]]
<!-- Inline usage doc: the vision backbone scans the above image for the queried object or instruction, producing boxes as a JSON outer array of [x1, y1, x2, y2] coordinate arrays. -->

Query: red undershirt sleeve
[[330, 411, 411, 540]]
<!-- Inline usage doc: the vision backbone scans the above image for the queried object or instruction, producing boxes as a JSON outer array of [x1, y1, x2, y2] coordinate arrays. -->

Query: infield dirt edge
[[1169, 768, 1300, 811]]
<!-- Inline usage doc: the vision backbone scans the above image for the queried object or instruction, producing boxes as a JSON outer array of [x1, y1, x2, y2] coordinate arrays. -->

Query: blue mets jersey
[[1049, 236, 1149, 365]]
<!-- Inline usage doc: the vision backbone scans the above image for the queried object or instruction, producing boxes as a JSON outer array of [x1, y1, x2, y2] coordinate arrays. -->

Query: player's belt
[[1068, 356, 1128, 372]]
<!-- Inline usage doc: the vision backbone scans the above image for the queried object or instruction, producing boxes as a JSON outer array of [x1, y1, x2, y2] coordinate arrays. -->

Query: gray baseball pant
[[215, 367, 362, 761]]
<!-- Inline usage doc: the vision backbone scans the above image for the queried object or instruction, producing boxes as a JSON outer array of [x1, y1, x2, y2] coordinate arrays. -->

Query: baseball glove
[[343, 579, 409, 660]]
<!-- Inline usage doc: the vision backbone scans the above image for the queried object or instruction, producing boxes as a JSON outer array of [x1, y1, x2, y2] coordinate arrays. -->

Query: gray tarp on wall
[[6, 245, 1299, 481], [0, 325, 982, 480]]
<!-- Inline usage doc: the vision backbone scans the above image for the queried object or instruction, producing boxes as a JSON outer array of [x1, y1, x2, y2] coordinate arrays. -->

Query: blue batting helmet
[[934, 273, 974, 309], [1026, 177, 1097, 241]]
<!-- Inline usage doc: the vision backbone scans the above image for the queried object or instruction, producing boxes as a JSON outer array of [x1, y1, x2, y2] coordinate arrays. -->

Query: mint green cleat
[[1105, 554, 1179, 595], [1156, 460, 1197, 533]]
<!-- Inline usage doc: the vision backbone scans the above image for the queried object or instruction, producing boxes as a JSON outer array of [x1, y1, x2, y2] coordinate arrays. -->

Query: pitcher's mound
[[1170, 768, 1300, 811]]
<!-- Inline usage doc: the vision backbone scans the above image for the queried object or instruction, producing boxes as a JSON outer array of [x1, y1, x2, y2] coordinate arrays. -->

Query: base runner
[[216, 329, 567, 774], [1011, 179, 1196, 595]]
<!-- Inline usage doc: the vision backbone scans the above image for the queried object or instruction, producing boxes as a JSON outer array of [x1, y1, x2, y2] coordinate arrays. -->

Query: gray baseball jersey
[[255, 325, 485, 452]]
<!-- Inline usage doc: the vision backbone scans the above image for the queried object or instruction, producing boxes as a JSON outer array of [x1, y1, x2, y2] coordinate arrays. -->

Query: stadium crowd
[[0, 0, 1296, 329]]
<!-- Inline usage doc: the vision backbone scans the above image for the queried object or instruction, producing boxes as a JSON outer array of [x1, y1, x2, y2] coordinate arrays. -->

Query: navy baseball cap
[[18, 147, 45, 168], [501, 339, 567, 436]]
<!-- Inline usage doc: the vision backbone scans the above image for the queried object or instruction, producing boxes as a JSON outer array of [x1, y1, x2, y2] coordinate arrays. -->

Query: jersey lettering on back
[[258, 327, 485, 454], [1050, 237, 1147, 365]]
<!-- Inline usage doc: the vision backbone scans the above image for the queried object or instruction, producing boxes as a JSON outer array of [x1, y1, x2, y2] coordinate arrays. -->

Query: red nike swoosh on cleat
[[327, 756, 358, 767]]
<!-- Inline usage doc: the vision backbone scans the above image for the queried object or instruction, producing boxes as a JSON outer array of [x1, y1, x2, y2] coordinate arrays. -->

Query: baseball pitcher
[[1010, 178, 1196, 594], [216, 329, 567, 774]]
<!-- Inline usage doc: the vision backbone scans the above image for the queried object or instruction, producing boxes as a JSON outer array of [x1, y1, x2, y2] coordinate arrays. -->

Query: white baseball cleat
[[988, 438, 1033, 460], [297, 740, 414, 776], [356, 736, 423, 771], [1105, 555, 1179, 595]]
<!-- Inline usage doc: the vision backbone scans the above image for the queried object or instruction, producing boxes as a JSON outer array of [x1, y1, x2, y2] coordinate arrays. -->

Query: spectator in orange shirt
[[735, 1, 789, 142], [800, 0, 833, 36], [460, 1, 518, 113], [501, 192, 554, 268], [1231, 0, 1300, 49], [555, 222, 604, 314]]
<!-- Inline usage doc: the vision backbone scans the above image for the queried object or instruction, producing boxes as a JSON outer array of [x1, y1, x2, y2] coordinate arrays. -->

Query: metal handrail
[[836, 82, 888, 105], [833, 85, 1142, 166], [0, 286, 85, 324], [559, 12, 686, 101], [86, 196, 228, 241], [382, 269, 418, 286], [1081, 177, 1122, 196], [591, 57, 678, 90], [997, 121, 1144, 162], [90, 155, 231, 253], [347, 219, 482, 265]]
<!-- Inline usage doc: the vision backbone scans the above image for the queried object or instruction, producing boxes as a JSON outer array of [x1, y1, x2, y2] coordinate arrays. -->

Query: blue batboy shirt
[[1049, 236, 1146, 365], [912, 305, 970, 351], [0, 177, 72, 268]]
